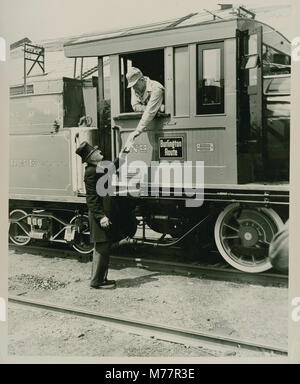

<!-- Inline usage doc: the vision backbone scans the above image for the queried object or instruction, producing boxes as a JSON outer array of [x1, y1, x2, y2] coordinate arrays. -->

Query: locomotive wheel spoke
[[222, 235, 240, 240], [223, 223, 240, 233]]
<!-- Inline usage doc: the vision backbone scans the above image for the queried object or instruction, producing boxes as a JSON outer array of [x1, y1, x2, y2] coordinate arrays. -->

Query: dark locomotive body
[[9, 9, 290, 272]]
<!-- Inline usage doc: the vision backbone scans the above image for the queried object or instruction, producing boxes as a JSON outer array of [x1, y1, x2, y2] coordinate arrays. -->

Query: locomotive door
[[237, 26, 264, 182]]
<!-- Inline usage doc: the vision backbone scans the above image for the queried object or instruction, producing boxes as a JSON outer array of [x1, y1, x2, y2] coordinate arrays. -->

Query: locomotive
[[9, 6, 290, 273]]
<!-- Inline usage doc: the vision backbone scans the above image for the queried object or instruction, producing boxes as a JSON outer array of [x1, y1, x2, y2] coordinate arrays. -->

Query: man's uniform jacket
[[84, 156, 136, 244]]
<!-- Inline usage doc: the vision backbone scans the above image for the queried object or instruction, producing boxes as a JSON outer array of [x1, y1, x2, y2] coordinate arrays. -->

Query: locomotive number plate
[[159, 137, 183, 159], [196, 143, 214, 152]]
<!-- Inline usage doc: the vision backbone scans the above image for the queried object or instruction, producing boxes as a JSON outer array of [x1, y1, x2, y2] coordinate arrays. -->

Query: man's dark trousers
[[91, 242, 111, 286]]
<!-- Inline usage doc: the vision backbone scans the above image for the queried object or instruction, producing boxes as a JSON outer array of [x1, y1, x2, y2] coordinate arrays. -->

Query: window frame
[[196, 42, 224, 115], [173, 45, 190, 117], [118, 49, 165, 114]]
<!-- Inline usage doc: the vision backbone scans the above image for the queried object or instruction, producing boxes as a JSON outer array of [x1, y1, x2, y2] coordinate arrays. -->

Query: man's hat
[[126, 67, 143, 88], [76, 141, 99, 163]]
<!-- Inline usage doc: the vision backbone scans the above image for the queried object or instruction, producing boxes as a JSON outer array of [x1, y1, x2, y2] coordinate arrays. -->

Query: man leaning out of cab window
[[124, 67, 164, 151]]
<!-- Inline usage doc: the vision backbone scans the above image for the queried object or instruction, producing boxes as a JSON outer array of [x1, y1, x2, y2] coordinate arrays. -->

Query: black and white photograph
[[0, 0, 299, 365]]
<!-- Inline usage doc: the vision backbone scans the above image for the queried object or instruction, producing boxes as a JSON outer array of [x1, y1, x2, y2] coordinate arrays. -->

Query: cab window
[[197, 42, 224, 114]]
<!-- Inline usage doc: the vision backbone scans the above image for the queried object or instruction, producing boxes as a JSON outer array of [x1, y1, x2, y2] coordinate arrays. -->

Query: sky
[[0, 0, 293, 44]]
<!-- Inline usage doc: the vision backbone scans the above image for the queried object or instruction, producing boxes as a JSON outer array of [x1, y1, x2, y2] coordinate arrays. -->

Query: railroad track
[[9, 294, 288, 356], [9, 244, 288, 287]]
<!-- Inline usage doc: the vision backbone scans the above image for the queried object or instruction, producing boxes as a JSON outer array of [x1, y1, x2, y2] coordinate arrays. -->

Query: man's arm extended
[[124, 86, 164, 152], [135, 87, 163, 134]]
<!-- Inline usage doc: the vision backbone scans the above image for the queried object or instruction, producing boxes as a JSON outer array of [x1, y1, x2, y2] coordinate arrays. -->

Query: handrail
[[113, 112, 170, 120]]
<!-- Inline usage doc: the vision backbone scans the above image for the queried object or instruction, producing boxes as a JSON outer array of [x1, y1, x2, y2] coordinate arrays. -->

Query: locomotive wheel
[[70, 215, 93, 254], [214, 203, 283, 273], [9, 209, 31, 246]]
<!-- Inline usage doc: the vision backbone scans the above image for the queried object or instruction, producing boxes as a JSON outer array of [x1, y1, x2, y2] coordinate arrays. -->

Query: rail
[[9, 295, 288, 356]]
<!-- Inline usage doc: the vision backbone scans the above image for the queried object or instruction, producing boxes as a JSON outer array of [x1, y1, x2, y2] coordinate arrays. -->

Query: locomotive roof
[[64, 8, 291, 58]]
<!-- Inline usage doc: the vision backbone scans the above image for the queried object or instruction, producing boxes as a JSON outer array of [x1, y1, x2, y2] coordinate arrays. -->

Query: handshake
[[123, 129, 141, 153]]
